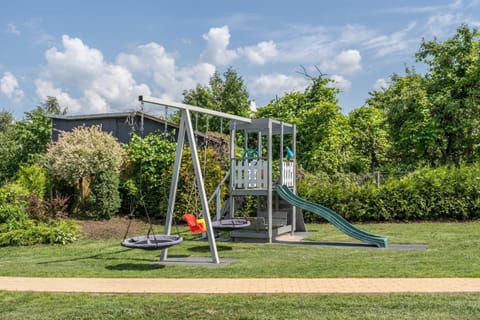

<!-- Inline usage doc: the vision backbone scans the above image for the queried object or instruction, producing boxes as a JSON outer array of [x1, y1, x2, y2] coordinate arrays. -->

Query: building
[[48, 112, 217, 146]]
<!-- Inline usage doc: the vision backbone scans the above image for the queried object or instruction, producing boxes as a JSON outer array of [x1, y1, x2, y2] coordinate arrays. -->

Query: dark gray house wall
[[48, 112, 213, 145]]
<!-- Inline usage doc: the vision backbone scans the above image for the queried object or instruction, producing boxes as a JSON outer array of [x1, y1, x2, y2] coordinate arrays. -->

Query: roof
[[47, 111, 168, 124], [48, 111, 222, 143]]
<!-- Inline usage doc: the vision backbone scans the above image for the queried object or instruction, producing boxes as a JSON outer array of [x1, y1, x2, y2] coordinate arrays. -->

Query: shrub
[[0, 219, 78, 246], [16, 163, 49, 199], [0, 182, 30, 207], [23, 193, 70, 221], [173, 146, 228, 218], [122, 133, 227, 219], [44, 125, 124, 217], [298, 165, 480, 222], [0, 203, 28, 224], [121, 133, 176, 218], [86, 169, 121, 219]]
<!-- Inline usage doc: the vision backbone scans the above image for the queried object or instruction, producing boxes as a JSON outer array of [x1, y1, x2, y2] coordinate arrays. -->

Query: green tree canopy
[[182, 67, 251, 133], [366, 69, 438, 169], [256, 74, 350, 174], [348, 105, 390, 173], [0, 111, 14, 132], [367, 24, 480, 169], [415, 24, 480, 165], [0, 97, 66, 184]]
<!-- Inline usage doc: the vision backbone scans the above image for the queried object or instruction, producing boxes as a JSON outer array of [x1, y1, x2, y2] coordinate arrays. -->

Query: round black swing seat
[[212, 218, 251, 231], [121, 235, 183, 250]]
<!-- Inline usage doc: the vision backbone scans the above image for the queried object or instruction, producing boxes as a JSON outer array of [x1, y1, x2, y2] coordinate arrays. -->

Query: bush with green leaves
[[174, 146, 228, 217], [16, 163, 49, 199], [298, 165, 480, 222], [0, 200, 78, 247], [122, 132, 228, 219], [298, 172, 379, 222], [44, 125, 124, 218], [87, 169, 121, 219], [377, 165, 480, 221], [122, 133, 176, 217], [0, 216, 78, 246]]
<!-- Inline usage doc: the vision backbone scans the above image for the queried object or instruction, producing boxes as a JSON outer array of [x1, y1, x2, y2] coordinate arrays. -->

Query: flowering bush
[[44, 126, 124, 184], [44, 126, 125, 218]]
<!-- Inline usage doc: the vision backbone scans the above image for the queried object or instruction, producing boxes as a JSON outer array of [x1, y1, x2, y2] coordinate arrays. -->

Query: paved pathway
[[1, 277, 480, 294]]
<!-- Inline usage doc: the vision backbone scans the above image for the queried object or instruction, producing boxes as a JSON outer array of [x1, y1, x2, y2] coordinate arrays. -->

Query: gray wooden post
[[280, 122, 284, 185], [160, 111, 187, 261], [267, 119, 273, 243], [229, 122, 236, 219], [291, 124, 297, 235], [183, 110, 220, 264]]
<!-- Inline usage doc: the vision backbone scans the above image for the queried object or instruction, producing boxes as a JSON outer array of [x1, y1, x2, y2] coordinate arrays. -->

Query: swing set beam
[[139, 96, 252, 124]]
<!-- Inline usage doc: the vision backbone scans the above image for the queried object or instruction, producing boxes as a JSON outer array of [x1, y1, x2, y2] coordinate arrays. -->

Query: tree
[[183, 67, 252, 132], [0, 111, 17, 183], [0, 130, 20, 184], [301, 102, 352, 174], [13, 97, 67, 167], [368, 25, 480, 169], [415, 24, 480, 165], [256, 73, 351, 174], [348, 106, 390, 173], [0, 98, 67, 185], [366, 69, 439, 169], [0, 111, 14, 132]]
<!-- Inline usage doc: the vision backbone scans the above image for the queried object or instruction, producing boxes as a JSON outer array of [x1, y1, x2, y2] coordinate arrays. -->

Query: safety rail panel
[[233, 158, 268, 189], [282, 161, 295, 187]]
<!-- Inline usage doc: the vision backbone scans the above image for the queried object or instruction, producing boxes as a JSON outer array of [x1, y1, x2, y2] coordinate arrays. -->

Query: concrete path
[[1, 277, 480, 294]]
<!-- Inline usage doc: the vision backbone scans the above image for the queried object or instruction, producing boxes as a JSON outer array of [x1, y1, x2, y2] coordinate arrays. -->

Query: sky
[[1, 0, 479, 119]]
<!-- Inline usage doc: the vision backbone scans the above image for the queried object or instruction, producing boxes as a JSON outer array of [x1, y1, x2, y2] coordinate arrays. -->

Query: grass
[[1, 220, 479, 319], [0, 221, 479, 278], [1, 291, 479, 320]]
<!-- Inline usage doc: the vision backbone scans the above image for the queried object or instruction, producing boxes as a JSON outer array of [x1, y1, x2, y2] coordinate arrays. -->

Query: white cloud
[[322, 49, 362, 75], [388, 0, 463, 13], [373, 78, 390, 91], [240, 40, 278, 65], [337, 24, 377, 45], [35, 34, 218, 115], [0, 72, 24, 103], [35, 79, 82, 112], [328, 75, 351, 92], [272, 25, 333, 63], [364, 22, 417, 57], [7, 23, 20, 36], [117, 42, 215, 101], [37, 35, 151, 114], [250, 73, 309, 96], [425, 13, 463, 36], [200, 26, 239, 65]]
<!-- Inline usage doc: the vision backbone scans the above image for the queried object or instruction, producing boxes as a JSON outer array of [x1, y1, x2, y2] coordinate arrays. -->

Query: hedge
[[297, 165, 480, 222]]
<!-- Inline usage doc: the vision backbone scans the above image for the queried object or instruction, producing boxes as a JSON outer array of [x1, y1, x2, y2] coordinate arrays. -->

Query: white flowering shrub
[[45, 126, 124, 184], [44, 126, 125, 218]]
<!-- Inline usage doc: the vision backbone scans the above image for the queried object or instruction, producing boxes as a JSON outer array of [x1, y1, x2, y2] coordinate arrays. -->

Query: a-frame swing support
[[139, 96, 251, 264]]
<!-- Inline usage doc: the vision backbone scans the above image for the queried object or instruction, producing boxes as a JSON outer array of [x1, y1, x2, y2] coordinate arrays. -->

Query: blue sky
[[1, 0, 479, 118]]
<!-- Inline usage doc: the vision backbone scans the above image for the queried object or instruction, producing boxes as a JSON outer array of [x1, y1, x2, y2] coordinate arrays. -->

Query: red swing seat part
[[182, 213, 207, 233]]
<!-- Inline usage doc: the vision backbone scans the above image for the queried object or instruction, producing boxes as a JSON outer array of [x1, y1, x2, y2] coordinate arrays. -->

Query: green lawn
[[1, 291, 479, 320], [0, 222, 479, 278], [1, 221, 480, 319]]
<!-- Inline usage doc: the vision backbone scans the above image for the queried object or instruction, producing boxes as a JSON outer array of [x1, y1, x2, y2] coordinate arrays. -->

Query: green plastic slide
[[274, 185, 388, 248]]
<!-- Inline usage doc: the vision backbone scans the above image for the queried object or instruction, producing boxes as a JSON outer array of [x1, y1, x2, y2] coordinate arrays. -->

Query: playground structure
[[138, 95, 388, 264]]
